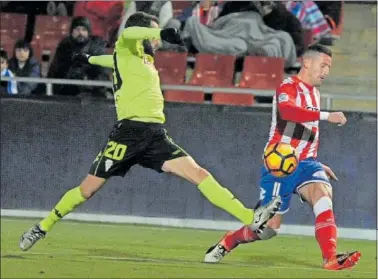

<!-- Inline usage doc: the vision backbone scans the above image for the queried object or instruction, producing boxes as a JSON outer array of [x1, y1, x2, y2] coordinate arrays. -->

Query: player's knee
[[79, 175, 106, 199], [257, 227, 279, 240], [313, 196, 333, 217], [79, 185, 95, 199], [310, 183, 332, 206], [197, 167, 210, 181]]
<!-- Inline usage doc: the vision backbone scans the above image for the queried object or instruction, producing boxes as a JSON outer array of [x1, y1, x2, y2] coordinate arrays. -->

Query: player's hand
[[327, 112, 347, 126], [72, 52, 91, 64], [160, 28, 184, 45], [321, 163, 338, 181]]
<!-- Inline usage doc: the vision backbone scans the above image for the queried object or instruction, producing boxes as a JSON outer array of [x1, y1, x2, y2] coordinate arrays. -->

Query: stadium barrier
[[1, 76, 376, 111], [1, 97, 376, 240]]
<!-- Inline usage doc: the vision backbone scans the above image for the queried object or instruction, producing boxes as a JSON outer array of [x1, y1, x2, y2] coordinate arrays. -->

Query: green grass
[[1, 218, 376, 278]]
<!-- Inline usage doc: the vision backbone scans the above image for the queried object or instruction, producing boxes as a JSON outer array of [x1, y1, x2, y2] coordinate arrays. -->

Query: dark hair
[[0, 49, 8, 60], [306, 44, 332, 58], [14, 39, 31, 50], [13, 39, 34, 59], [125, 12, 159, 28], [70, 16, 92, 34]]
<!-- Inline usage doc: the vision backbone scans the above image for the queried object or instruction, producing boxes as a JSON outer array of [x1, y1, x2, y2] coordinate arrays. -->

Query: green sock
[[39, 186, 87, 232], [198, 175, 254, 225]]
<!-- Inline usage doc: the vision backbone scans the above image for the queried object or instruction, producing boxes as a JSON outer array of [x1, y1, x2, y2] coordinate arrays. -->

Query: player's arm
[[277, 84, 329, 123], [320, 162, 338, 181], [122, 27, 162, 41], [122, 27, 183, 44], [88, 55, 114, 69]]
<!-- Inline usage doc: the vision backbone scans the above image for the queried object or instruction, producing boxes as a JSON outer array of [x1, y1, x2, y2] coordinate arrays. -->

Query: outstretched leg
[[204, 214, 281, 263], [19, 174, 106, 251], [162, 156, 281, 229]]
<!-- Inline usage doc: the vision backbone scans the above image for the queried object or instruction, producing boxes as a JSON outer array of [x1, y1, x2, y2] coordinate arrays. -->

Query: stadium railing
[[1, 76, 376, 111]]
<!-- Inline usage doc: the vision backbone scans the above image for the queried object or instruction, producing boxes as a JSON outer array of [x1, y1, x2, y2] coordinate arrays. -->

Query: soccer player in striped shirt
[[204, 44, 361, 270], [0, 49, 17, 95]]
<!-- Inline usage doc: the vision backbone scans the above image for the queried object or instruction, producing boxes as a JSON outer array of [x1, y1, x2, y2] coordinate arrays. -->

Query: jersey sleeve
[[88, 55, 114, 69], [121, 27, 162, 41], [116, 27, 162, 57], [277, 83, 321, 123]]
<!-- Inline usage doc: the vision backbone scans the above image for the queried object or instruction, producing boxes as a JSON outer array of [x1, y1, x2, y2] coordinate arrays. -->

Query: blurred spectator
[[183, 5, 297, 67], [48, 16, 109, 97], [284, 1, 331, 43], [8, 40, 40, 95], [46, 1, 69, 16], [217, 1, 258, 18], [315, 1, 342, 28], [0, 49, 17, 95], [119, 1, 178, 36], [193, 0, 222, 26], [177, 0, 222, 29], [256, 1, 305, 57], [74, 1, 124, 46]]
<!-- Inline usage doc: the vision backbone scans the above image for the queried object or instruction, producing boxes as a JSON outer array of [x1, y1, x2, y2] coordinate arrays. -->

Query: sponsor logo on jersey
[[312, 170, 328, 180], [105, 159, 113, 172], [306, 105, 320, 112]]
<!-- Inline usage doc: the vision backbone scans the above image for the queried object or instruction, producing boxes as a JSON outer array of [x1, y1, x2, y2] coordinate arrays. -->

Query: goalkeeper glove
[[160, 28, 184, 45], [72, 53, 91, 64]]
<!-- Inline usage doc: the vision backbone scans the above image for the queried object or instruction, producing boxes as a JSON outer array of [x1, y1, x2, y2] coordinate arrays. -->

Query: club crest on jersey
[[278, 93, 289, 103], [306, 106, 319, 112], [312, 171, 328, 180], [143, 56, 152, 65]]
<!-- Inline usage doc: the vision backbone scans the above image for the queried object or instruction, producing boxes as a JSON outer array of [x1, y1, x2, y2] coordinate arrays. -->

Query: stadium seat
[[154, 51, 188, 85], [164, 90, 205, 103], [239, 56, 284, 90], [164, 53, 235, 104], [213, 56, 284, 106], [212, 92, 255, 106], [0, 13, 28, 55], [31, 15, 71, 61], [189, 53, 236, 87]]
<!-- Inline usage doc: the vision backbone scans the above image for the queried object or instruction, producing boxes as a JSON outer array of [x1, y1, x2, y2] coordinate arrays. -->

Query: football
[[264, 143, 298, 177]]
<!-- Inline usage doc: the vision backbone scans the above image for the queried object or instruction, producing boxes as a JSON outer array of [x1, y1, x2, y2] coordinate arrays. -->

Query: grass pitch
[[1, 217, 376, 278]]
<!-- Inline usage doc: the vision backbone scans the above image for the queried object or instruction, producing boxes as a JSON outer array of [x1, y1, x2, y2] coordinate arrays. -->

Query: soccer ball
[[264, 143, 298, 177]]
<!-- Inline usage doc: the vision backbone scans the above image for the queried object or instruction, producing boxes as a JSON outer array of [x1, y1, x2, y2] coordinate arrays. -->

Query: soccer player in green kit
[[19, 12, 281, 252]]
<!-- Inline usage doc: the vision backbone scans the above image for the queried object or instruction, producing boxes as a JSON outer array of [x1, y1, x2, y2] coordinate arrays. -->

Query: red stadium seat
[[31, 15, 71, 61], [213, 56, 284, 106], [164, 90, 205, 103], [154, 51, 187, 85], [189, 53, 236, 87], [0, 13, 28, 55], [212, 92, 255, 106], [164, 53, 235, 104], [239, 56, 284, 89]]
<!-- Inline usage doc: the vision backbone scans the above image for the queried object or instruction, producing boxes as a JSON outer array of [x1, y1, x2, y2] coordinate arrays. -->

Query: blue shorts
[[259, 158, 332, 214]]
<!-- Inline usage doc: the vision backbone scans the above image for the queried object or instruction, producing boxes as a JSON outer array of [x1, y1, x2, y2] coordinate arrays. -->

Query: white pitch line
[[2, 251, 376, 275], [2, 218, 374, 240]]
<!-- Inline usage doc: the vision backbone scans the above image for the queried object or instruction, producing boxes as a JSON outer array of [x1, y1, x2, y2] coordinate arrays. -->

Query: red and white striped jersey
[[265, 76, 322, 161]]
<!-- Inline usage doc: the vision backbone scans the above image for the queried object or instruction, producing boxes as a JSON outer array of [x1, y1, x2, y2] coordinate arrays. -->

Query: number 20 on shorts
[[104, 141, 127, 160]]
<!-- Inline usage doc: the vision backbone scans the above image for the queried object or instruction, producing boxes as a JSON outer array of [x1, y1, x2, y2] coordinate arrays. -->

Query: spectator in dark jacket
[[257, 1, 305, 57], [48, 16, 109, 97], [8, 40, 41, 95]]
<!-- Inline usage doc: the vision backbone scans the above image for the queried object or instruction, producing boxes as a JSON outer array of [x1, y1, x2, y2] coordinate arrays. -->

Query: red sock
[[222, 226, 260, 251], [315, 210, 337, 260]]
